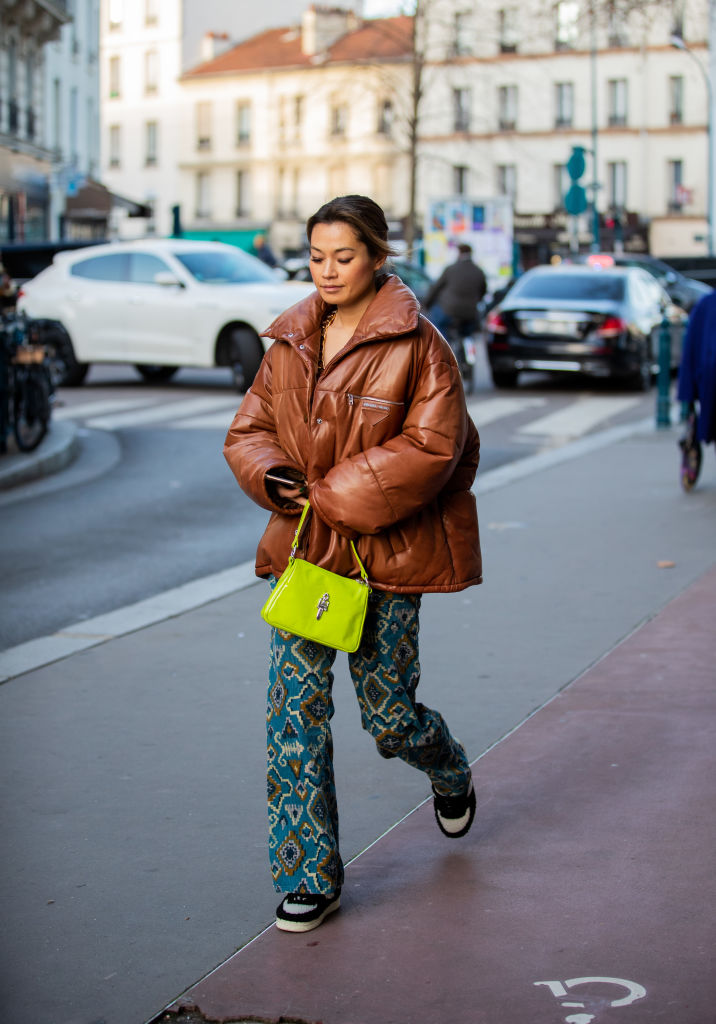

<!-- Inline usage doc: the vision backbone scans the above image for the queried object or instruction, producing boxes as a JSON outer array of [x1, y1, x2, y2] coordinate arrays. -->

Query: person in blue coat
[[678, 290, 716, 443]]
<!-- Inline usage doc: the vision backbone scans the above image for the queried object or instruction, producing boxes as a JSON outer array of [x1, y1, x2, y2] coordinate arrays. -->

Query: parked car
[[16, 239, 315, 389], [485, 264, 687, 390], [574, 252, 712, 311]]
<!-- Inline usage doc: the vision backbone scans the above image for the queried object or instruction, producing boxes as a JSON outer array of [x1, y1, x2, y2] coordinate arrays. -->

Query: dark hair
[[457, 243, 473, 255], [306, 195, 399, 263]]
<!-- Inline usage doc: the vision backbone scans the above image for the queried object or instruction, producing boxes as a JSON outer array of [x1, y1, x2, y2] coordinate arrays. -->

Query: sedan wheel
[[229, 327, 264, 392], [45, 324, 89, 387]]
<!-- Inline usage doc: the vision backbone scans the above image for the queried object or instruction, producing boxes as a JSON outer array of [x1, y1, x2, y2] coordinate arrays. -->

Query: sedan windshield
[[173, 248, 277, 284], [512, 272, 625, 301]]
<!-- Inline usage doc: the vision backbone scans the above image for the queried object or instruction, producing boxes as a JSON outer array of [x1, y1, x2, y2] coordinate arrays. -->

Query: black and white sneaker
[[433, 779, 476, 838], [275, 889, 341, 933]]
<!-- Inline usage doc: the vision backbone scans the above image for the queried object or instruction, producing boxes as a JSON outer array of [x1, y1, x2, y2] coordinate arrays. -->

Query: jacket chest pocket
[[347, 393, 404, 427]]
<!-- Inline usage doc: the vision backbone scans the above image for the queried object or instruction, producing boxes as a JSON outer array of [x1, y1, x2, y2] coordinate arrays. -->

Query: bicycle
[[0, 312, 54, 454]]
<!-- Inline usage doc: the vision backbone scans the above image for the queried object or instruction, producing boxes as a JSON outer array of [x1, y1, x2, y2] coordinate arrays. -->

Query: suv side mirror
[[154, 271, 184, 288]]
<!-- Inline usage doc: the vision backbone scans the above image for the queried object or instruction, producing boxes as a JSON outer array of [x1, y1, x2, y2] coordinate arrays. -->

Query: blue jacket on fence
[[677, 291, 716, 443]]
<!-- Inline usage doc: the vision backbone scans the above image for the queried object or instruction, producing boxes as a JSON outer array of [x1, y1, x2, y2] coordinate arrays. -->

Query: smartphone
[[265, 471, 305, 488]]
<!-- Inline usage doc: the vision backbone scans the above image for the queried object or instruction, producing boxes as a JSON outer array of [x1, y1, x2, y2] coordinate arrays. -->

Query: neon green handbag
[[261, 501, 371, 653]]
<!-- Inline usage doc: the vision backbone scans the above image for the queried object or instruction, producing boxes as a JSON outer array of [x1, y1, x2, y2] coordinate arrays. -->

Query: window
[[108, 0, 122, 30], [109, 55, 120, 98], [145, 0, 158, 26], [129, 253, 171, 284], [25, 55, 36, 140], [498, 7, 518, 53], [497, 164, 517, 204], [196, 101, 211, 150], [144, 50, 159, 96], [669, 75, 684, 125], [69, 87, 78, 162], [236, 102, 251, 145], [52, 78, 61, 153], [607, 161, 627, 208], [196, 171, 210, 217], [497, 85, 518, 130], [667, 159, 684, 212], [608, 79, 628, 126], [145, 121, 158, 166], [555, 82, 574, 128], [236, 169, 250, 216], [555, 0, 579, 49], [553, 163, 569, 209], [71, 253, 129, 280], [294, 94, 304, 140], [607, 8, 628, 46], [109, 124, 121, 167], [377, 99, 393, 135], [453, 88, 471, 132], [452, 11, 472, 56], [330, 103, 347, 137], [453, 165, 468, 195]]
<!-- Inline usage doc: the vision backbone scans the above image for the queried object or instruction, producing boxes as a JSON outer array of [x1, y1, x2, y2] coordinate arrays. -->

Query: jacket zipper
[[347, 393, 404, 409]]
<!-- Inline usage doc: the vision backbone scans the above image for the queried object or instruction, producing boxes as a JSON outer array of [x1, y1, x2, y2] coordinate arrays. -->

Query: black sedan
[[485, 265, 687, 390]]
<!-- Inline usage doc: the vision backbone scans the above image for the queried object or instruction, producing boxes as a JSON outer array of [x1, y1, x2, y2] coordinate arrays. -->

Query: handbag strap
[[289, 500, 369, 584]]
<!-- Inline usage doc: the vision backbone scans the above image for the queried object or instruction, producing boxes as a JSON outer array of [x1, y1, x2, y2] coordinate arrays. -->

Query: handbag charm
[[261, 501, 371, 653]]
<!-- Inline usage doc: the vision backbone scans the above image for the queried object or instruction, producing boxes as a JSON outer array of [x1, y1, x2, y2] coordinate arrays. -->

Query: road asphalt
[[1, 409, 715, 1024]]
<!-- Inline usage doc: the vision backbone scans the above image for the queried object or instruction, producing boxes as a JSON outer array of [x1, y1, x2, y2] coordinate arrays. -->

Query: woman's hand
[[276, 482, 308, 507]]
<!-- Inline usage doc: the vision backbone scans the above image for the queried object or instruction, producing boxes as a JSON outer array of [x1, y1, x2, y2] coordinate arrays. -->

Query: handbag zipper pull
[[316, 593, 330, 619]]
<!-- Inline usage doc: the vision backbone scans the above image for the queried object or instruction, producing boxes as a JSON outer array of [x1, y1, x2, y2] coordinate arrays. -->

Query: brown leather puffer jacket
[[223, 274, 482, 593]]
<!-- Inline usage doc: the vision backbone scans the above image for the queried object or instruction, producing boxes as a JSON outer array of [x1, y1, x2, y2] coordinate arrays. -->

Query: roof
[[182, 15, 413, 77]]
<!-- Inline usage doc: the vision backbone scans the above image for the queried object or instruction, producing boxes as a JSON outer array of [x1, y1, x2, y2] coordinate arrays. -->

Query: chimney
[[301, 5, 360, 57], [201, 31, 232, 62]]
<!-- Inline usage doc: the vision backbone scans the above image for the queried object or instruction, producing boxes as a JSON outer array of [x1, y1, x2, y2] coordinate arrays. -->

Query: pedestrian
[[677, 289, 716, 445], [251, 232, 279, 268], [423, 241, 487, 338], [223, 195, 482, 934]]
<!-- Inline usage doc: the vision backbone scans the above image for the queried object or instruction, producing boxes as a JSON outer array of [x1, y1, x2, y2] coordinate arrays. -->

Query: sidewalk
[[159, 564, 716, 1024], [0, 418, 78, 489], [1, 420, 715, 1024]]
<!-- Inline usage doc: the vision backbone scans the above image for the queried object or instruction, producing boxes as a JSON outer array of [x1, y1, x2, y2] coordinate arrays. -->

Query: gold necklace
[[319, 309, 337, 370]]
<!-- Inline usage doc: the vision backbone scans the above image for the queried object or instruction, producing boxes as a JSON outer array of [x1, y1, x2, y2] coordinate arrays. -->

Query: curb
[[0, 419, 79, 490]]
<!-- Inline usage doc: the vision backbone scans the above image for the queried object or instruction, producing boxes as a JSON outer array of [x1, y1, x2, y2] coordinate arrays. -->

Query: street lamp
[[670, 30, 715, 257]]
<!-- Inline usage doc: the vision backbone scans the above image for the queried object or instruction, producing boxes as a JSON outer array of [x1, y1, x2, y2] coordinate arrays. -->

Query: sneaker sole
[[275, 893, 341, 933]]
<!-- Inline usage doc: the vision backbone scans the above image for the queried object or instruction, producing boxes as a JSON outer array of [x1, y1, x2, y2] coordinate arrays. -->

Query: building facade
[[100, 0, 712, 262]]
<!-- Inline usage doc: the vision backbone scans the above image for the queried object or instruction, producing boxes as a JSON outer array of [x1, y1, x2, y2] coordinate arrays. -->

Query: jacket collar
[[262, 274, 421, 355]]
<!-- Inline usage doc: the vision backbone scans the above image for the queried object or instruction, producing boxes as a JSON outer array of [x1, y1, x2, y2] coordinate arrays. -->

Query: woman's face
[[309, 221, 385, 313]]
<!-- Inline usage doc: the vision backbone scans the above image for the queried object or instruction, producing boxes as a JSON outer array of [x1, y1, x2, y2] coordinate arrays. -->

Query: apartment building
[[178, 7, 411, 254], [1, 0, 71, 241], [100, 0, 712, 261]]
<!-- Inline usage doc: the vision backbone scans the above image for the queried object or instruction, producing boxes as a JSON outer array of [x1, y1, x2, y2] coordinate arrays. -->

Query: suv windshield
[[173, 248, 276, 284], [512, 272, 625, 301]]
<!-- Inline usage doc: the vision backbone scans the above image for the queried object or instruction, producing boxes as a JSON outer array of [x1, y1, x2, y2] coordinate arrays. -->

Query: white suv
[[16, 238, 315, 389]]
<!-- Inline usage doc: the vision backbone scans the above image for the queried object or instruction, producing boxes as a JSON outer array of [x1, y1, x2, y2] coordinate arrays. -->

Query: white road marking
[[467, 395, 546, 426], [518, 396, 642, 440], [85, 396, 240, 429], [52, 397, 151, 420], [170, 408, 239, 429]]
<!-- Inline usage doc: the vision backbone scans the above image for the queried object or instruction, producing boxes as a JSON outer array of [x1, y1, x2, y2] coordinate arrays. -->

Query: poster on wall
[[425, 196, 514, 292]]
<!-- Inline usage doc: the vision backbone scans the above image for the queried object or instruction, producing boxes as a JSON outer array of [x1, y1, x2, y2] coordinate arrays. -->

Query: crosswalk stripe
[[518, 396, 643, 439], [52, 398, 151, 421], [85, 396, 240, 430], [170, 410, 239, 429], [468, 396, 546, 427]]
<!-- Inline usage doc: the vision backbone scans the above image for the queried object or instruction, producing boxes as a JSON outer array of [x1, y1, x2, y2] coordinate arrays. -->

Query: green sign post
[[565, 146, 588, 216]]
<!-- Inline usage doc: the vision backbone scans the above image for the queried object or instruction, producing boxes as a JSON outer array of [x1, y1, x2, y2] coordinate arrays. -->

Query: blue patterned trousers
[[266, 588, 471, 895]]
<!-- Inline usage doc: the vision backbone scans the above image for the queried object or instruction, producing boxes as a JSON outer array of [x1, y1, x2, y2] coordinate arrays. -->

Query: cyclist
[[423, 242, 487, 341]]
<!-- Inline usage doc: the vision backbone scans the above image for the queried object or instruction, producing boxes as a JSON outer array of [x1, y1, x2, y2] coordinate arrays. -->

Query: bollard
[[656, 312, 671, 429]]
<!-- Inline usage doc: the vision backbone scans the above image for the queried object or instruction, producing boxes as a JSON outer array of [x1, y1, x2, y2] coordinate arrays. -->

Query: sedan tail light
[[486, 310, 508, 334], [597, 315, 626, 338]]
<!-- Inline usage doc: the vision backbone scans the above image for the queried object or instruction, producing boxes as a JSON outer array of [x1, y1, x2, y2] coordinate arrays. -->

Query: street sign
[[566, 146, 587, 181], [565, 183, 588, 215]]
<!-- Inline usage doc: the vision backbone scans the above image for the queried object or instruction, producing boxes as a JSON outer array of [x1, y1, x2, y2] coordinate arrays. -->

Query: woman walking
[[224, 195, 482, 933]]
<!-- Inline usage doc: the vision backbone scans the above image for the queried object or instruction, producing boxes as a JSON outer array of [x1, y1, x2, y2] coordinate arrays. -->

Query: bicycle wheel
[[13, 367, 51, 452]]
